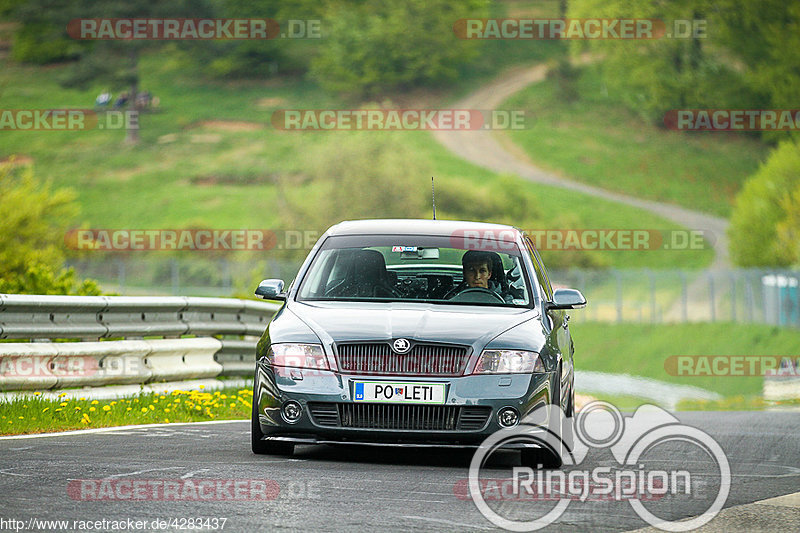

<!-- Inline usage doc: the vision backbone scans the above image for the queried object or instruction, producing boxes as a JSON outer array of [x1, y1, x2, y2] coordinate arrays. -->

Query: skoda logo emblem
[[392, 338, 411, 354]]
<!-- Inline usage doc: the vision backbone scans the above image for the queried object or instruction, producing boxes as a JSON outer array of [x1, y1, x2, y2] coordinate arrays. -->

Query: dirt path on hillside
[[432, 62, 730, 271]]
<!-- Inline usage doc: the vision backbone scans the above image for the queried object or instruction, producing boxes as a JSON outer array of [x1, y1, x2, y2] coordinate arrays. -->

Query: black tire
[[520, 444, 563, 469], [251, 382, 294, 456]]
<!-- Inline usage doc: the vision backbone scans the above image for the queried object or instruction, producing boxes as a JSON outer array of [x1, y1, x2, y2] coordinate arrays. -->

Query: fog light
[[497, 407, 519, 427], [281, 401, 302, 424]]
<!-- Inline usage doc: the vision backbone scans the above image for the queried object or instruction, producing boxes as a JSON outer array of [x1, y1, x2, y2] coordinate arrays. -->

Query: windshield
[[296, 235, 532, 307]]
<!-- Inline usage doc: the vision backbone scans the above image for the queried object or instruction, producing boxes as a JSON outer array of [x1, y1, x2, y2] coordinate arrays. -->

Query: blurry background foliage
[[0, 162, 101, 295], [0, 0, 798, 294]]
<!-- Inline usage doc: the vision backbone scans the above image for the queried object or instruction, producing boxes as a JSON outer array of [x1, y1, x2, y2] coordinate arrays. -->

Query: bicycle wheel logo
[[466, 401, 730, 531]]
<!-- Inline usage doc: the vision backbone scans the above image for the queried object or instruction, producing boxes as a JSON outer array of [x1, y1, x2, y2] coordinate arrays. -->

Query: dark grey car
[[251, 219, 586, 467]]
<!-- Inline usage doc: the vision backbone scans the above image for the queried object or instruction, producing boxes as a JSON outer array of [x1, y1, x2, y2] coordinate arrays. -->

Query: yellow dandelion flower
[[18, 416, 24, 420], [102, 405, 111, 412], [159, 395, 166, 400], [33, 391, 42, 396], [55, 408, 62, 412], [58, 392, 67, 398], [164, 418, 170, 423], [89, 407, 96, 412], [164, 408, 170, 413], [148, 405, 155, 411], [42, 407, 50, 413], [91, 400, 99, 405], [59, 402, 68, 407], [74, 406, 81, 411], [141, 407, 148, 413], [126, 407, 132, 411], [229, 403, 236, 408], [79, 397, 86, 401]]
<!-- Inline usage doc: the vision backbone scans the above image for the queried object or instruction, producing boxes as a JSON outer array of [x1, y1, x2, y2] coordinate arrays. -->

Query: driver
[[463, 251, 492, 289], [445, 250, 511, 301]]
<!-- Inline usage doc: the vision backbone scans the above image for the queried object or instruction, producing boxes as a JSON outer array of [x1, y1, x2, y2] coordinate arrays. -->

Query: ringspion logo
[[465, 402, 730, 531]]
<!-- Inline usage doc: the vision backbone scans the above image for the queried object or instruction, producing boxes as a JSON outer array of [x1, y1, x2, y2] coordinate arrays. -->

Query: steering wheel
[[373, 283, 404, 298], [447, 287, 505, 303]]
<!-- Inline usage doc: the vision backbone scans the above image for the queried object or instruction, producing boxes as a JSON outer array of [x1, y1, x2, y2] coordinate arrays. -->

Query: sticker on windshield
[[391, 246, 418, 252]]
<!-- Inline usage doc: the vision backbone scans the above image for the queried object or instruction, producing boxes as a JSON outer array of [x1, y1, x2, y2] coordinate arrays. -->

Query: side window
[[524, 237, 554, 301]]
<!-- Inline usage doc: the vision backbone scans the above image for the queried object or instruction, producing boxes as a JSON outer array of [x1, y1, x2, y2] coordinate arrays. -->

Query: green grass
[[677, 395, 800, 411], [0, 386, 250, 435], [572, 323, 800, 397], [501, 65, 770, 217], [1, 52, 712, 272]]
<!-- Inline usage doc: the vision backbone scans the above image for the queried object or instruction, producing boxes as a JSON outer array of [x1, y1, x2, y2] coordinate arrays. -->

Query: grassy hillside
[[501, 65, 769, 217], [0, 53, 715, 271], [572, 322, 800, 397]]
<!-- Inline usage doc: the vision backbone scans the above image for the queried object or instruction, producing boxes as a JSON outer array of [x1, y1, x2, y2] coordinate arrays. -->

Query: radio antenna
[[431, 176, 437, 220]]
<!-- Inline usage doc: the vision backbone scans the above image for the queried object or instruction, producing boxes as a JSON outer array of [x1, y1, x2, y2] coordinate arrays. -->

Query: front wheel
[[520, 369, 567, 469], [251, 382, 294, 456]]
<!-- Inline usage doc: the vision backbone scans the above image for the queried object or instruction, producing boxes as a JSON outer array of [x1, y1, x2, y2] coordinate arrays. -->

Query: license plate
[[353, 381, 446, 404]]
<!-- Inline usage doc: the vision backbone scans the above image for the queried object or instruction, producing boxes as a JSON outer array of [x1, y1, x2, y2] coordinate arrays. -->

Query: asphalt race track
[[1, 412, 798, 532]]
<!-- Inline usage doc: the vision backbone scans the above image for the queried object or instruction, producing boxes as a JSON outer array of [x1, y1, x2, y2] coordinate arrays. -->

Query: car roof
[[326, 219, 522, 239]]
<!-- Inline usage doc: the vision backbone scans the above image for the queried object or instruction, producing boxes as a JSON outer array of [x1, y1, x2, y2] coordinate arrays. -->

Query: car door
[[524, 237, 573, 411]]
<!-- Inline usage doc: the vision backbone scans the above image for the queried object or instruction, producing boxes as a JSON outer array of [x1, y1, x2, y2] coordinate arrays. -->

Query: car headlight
[[473, 350, 544, 374], [267, 343, 329, 370]]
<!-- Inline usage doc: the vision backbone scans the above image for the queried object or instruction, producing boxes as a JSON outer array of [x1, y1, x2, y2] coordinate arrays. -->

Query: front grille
[[307, 402, 491, 431], [336, 342, 470, 376]]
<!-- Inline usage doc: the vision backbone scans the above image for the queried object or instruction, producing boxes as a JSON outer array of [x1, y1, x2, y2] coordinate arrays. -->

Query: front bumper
[[254, 361, 557, 447]]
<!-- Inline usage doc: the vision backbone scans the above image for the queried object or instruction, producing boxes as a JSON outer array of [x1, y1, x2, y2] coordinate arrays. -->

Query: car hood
[[287, 301, 538, 352]]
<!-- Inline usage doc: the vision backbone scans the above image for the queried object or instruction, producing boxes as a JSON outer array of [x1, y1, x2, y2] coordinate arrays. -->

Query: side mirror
[[255, 279, 286, 300], [548, 288, 586, 310]]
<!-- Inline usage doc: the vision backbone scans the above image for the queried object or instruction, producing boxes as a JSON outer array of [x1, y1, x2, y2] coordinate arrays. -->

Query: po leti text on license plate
[[353, 382, 446, 404]]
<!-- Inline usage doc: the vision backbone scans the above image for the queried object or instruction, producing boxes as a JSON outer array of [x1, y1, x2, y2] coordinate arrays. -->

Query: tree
[[728, 141, 800, 267], [276, 133, 429, 254], [712, 0, 800, 142], [309, 0, 487, 97], [567, 0, 761, 125], [0, 161, 101, 295]]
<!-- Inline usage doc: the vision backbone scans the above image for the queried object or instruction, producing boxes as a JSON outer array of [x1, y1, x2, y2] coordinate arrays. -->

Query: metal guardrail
[[0, 294, 279, 340], [0, 295, 282, 392]]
